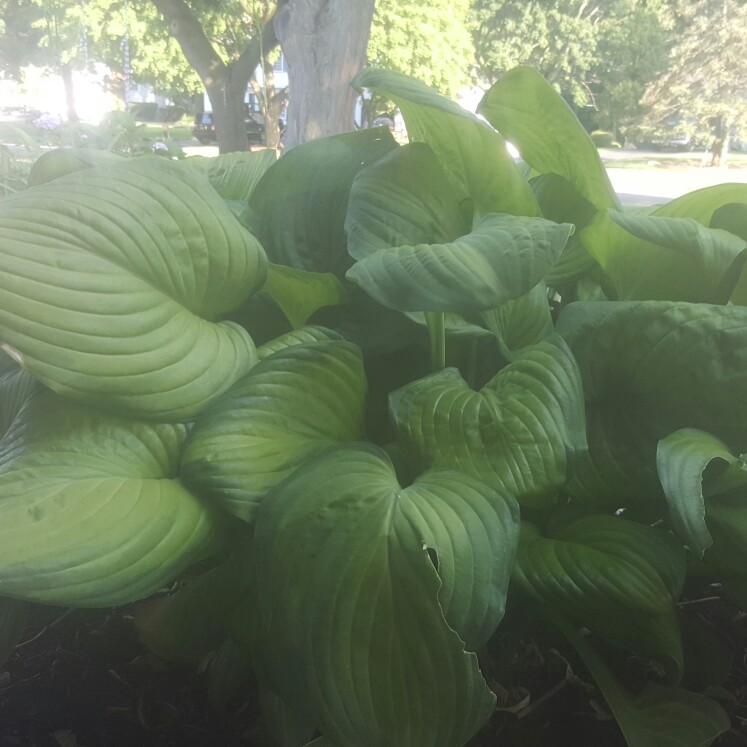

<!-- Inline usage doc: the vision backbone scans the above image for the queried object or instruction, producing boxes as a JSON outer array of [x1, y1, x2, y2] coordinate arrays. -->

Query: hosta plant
[[1, 66, 746, 747]]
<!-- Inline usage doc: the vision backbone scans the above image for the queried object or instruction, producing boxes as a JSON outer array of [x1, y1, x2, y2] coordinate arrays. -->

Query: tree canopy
[[368, 0, 474, 100], [641, 0, 747, 162]]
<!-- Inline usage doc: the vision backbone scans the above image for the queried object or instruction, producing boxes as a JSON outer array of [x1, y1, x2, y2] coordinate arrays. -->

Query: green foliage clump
[[590, 130, 621, 148], [1, 65, 746, 747]]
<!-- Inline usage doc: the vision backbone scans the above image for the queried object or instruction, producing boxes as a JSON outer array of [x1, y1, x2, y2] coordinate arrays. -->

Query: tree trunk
[[274, 0, 376, 150], [60, 63, 79, 123], [709, 116, 731, 167], [250, 64, 287, 150], [150, 0, 279, 154], [206, 75, 253, 154]]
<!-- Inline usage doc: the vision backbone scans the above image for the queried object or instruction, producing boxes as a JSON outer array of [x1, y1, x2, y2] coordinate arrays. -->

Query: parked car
[[192, 111, 265, 145]]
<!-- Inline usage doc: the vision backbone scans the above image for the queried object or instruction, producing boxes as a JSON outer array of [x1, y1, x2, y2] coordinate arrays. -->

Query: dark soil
[[2, 596, 747, 747]]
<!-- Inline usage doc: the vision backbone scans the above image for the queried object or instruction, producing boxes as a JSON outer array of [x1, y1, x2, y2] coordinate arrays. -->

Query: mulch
[[2, 596, 747, 747]]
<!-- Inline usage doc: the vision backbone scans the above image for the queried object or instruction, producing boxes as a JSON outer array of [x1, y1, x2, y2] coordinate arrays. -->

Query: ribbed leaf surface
[[478, 67, 619, 212], [557, 301, 747, 503], [251, 444, 514, 746], [0, 351, 38, 438], [515, 515, 686, 680], [353, 68, 539, 219], [347, 213, 571, 313], [181, 341, 366, 522], [0, 391, 221, 606], [390, 337, 586, 509], [0, 159, 265, 421]]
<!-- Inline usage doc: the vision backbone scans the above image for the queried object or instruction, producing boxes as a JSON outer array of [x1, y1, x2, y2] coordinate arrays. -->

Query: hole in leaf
[[424, 544, 439, 571]]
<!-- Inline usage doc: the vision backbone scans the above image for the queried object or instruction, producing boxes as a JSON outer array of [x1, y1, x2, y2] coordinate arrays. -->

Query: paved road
[[607, 166, 747, 207]]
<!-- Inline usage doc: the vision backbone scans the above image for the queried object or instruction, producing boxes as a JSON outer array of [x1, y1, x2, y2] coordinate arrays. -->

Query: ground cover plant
[[1, 66, 747, 746]]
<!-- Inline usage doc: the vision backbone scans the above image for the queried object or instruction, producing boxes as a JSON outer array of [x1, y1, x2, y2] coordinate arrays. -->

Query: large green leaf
[[251, 443, 513, 746], [655, 183, 747, 224], [514, 515, 686, 681], [553, 615, 729, 747], [184, 149, 276, 202], [0, 350, 38, 438], [530, 174, 600, 286], [657, 429, 741, 557], [27, 148, 126, 186], [657, 428, 747, 577], [256, 325, 343, 360], [711, 203, 747, 241], [181, 341, 366, 522], [263, 264, 347, 329], [557, 301, 747, 504], [135, 553, 249, 662], [0, 390, 222, 607], [596, 210, 747, 303], [0, 158, 265, 421], [353, 68, 539, 219], [478, 67, 619, 212], [480, 282, 554, 359], [346, 212, 572, 313], [390, 336, 586, 509], [246, 128, 398, 277], [345, 143, 469, 261], [580, 187, 747, 302]]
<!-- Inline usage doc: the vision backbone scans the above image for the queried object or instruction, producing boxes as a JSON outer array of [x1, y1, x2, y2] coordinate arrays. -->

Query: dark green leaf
[[248, 129, 397, 277], [251, 444, 509, 745], [554, 615, 729, 747]]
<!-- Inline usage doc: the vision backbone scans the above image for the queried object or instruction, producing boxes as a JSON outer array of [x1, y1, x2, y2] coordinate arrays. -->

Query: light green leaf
[[251, 443, 509, 746], [346, 213, 572, 313], [27, 148, 126, 186], [0, 391, 222, 607], [184, 149, 276, 202], [264, 264, 347, 329], [657, 429, 742, 557], [346, 143, 470, 261], [580, 187, 747, 303], [247, 128, 398, 277], [181, 341, 366, 522], [0, 158, 265, 421], [0, 350, 39, 438], [554, 615, 729, 747], [478, 67, 620, 212], [256, 325, 343, 360], [390, 336, 586, 509], [606, 211, 746, 304], [711, 203, 747, 241], [515, 515, 686, 681], [655, 183, 747, 224], [353, 68, 539, 219]]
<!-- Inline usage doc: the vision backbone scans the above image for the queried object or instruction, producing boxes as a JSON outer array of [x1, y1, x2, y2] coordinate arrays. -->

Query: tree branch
[[150, 0, 226, 88]]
